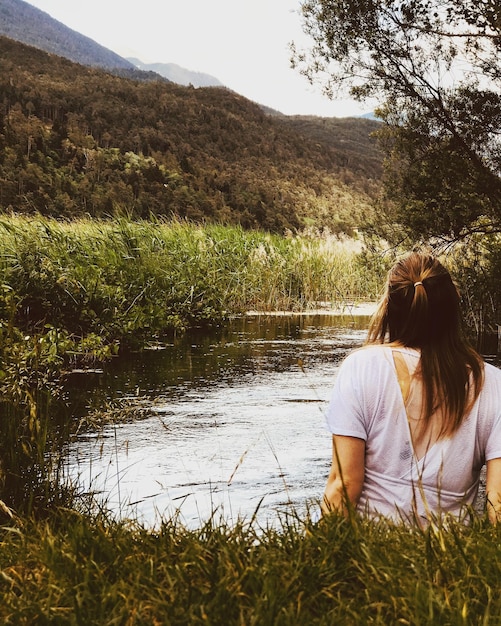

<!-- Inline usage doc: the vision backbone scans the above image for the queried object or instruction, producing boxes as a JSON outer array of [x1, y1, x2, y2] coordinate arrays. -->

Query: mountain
[[0, 35, 382, 233], [128, 58, 223, 88], [0, 35, 382, 232], [275, 115, 382, 182], [0, 0, 133, 69]]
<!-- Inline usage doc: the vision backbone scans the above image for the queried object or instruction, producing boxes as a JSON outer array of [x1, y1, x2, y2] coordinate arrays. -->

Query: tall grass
[[0, 215, 386, 349], [0, 507, 499, 624]]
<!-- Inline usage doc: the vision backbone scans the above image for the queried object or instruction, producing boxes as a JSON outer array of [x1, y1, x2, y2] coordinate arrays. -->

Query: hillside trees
[[0, 36, 380, 234], [294, 0, 501, 241]]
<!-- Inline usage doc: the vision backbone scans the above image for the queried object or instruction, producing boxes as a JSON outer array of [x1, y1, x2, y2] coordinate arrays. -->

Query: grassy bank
[[0, 215, 385, 350], [0, 507, 498, 624]]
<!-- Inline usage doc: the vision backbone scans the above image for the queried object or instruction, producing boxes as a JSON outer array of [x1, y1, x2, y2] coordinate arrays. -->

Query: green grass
[[0, 507, 499, 625], [0, 215, 386, 350]]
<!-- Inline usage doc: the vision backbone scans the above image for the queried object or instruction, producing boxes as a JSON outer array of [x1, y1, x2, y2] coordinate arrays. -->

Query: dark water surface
[[67, 314, 370, 527]]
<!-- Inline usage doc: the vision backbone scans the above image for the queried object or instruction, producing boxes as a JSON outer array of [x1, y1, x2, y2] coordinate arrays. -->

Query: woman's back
[[392, 348, 442, 460], [322, 252, 501, 524], [325, 344, 501, 523]]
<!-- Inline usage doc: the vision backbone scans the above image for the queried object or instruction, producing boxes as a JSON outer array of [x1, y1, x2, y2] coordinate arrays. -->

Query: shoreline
[[245, 302, 377, 317]]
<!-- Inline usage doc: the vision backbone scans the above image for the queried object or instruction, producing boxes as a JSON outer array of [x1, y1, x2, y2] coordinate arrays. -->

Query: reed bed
[[0, 215, 385, 350], [0, 507, 499, 624]]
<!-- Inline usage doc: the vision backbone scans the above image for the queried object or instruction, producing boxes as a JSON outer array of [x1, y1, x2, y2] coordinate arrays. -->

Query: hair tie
[[414, 281, 423, 287]]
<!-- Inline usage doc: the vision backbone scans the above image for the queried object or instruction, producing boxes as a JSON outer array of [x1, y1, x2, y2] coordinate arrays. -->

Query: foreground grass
[[0, 508, 499, 625]]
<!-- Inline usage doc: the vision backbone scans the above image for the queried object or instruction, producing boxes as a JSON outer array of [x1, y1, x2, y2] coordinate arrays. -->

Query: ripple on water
[[66, 315, 370, 528]]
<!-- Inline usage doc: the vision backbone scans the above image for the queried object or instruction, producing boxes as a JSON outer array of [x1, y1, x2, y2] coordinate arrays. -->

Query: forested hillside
[[0, 36, 381, 233]]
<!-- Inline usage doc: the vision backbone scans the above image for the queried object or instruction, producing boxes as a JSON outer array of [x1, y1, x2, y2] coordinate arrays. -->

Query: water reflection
[[67, 314, 371, 527]]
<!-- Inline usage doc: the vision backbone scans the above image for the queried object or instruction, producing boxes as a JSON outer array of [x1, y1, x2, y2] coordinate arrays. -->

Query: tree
[[293, 0, 501, 241]]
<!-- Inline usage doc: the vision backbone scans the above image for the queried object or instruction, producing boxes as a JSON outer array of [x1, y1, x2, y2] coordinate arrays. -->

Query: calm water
[[66, 314, 371, 528]]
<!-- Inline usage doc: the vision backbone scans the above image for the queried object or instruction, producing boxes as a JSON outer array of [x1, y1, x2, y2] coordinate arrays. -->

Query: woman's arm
[[322, 435, 365, 516], [486, 457, 501, 523]]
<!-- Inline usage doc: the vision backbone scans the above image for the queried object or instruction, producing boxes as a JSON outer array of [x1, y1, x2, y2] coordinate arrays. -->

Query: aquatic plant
[[0, 215, 386, 347]]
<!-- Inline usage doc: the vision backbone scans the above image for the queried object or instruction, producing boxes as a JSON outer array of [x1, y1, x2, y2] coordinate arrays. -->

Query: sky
[[25, 0, 370, 118]]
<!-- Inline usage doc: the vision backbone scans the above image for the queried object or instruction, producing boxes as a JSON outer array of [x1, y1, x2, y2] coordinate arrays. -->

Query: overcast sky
[[25, 0, 370, 118]]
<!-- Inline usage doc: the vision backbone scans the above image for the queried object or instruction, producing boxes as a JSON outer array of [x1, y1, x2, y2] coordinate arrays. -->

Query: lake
[[66, 313, 371, 528]]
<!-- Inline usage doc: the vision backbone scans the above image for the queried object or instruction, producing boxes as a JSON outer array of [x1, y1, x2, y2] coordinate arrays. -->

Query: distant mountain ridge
[[128, 58, 223, 88], [0, 0, 133, 69], [0, 1, 382, 233]]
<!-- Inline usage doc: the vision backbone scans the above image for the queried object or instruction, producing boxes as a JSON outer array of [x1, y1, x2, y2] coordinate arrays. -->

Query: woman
[[323, 252, 501, 524]]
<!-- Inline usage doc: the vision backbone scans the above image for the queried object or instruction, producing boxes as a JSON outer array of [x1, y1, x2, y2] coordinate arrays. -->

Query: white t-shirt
[[326, 345, 501, 523]]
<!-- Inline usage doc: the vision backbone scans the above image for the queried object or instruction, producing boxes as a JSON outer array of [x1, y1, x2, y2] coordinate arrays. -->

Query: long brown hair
[[366, 252, 484, 436]]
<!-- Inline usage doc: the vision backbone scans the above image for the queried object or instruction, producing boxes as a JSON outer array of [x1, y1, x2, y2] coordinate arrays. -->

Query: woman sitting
[[323, 252, 501, 524]]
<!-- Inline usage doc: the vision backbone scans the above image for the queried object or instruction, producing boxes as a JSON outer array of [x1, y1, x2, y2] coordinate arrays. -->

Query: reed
[[0, 506, 498, 624], [0, 215, 386, 348]]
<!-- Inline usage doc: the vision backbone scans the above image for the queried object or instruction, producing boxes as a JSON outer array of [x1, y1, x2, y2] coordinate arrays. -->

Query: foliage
[[0, 507, 499, 624], [0, 216, 384, 348], [0, 319, 86, 513], [294, 0, 501, 241], [0, 35, 380, 235], [444, 236, 501, 341], [0, 275, 118, 513]]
